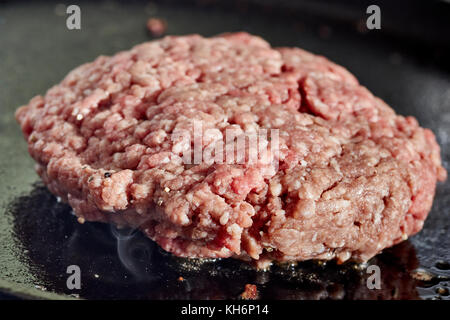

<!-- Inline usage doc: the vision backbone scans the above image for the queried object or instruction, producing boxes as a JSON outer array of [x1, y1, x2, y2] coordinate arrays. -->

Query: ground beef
[[240, 284, 258, 300], [15, 32, 446, 268], [146, 18, 167, 37]]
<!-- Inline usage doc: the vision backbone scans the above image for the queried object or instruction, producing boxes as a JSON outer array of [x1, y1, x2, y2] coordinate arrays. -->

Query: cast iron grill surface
[[0, 0, 448, 299]]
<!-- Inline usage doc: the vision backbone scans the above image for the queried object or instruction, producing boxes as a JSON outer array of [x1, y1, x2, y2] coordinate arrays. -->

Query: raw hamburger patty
[[16, 33, 446, 267]]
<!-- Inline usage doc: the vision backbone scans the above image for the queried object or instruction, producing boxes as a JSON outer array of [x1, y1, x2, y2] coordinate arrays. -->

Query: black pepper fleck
[[104, 172, 112, 178]]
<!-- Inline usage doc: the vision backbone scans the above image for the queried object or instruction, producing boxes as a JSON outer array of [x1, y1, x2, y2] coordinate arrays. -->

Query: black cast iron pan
[[0, 0, 449, 299]]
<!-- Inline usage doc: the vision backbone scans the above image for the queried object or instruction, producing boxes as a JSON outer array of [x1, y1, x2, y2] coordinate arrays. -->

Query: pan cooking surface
[[5, 183, 441, 300], [0, 0, 449, 299]]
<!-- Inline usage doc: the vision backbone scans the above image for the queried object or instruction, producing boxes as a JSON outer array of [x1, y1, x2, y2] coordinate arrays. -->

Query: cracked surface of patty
[[15, 32, 447, 267]]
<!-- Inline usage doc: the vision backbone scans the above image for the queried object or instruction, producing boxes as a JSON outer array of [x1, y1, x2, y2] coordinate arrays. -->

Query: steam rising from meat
[[110, 225, 157, 282]]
